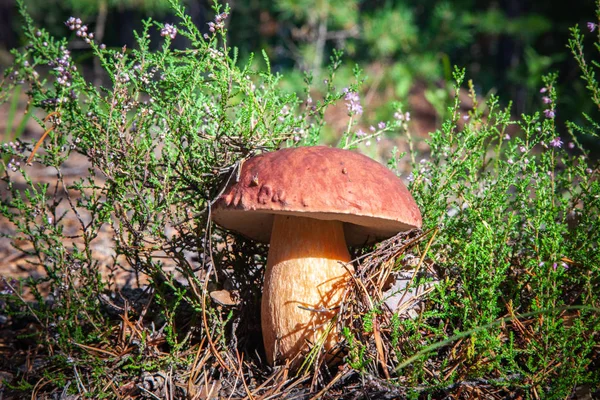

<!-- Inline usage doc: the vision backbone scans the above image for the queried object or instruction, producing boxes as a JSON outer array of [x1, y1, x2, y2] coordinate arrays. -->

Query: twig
[[26, 111, 60, 165]]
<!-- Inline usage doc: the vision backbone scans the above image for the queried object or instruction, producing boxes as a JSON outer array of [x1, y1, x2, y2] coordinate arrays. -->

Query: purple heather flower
[[0, 278, 17, 295], [504, 134, 511, 140], [378, 121, 386, 129], [542, 96, 552, 104], [7, 158, 20, 172], [369, 125, 376, 132], [585, 168, 593, 174], [549, 137, 563, 148], [394, 111, 404, 120], [161, 24, 177, 39], [343, 88, 363, 116], [588, 22, 597, 32], [519, 146, 527, 153], [356, 129, 366, 137], [207, 12, 228, 33], [540, 87, 547, 93], [568, 142, 575, 149], [544, 109, 555, 119], [552, 263, 558, 271]]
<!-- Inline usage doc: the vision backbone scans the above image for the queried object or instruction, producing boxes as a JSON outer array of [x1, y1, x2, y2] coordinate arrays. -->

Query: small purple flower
[[568, 142, 575, 149], [405, 112, 411, 121], [549, 137, 563, 148], [378, 121, 386, 129], [7, 158, 20, 172], [0, 278, 17, 295], [504, 134, 511, 140], [540, 87, 547, 93], [588, 22, 597, 32], [552, 263, 558, 271], [462, 114, 469, 121], [539, 262, 544, 267], [394, 111, 404, 121], [343, 88, 363, 116], [161, 23, 177, 39], [544, 109, 555, 119], [356, 129, 366, 137], [585, 168, 593, 174], [369, 125, 376, 132], [542, 96, 552, 104], [519, 146, 527, 153]]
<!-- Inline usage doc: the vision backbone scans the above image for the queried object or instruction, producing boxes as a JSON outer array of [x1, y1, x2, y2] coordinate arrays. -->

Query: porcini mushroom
[[212, 146, 421, 365]]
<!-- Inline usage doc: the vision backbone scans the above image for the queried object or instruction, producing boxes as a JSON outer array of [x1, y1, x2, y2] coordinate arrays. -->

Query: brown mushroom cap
[[212, 146, 421, 246]]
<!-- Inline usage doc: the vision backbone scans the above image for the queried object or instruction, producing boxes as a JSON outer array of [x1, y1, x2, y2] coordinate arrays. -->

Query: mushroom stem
[[262, 215, 352, 365]]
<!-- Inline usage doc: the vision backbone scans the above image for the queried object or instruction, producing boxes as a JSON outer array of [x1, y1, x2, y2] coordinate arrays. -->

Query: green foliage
[[342, 65, 599, 397], [1, 0, 599, 398]]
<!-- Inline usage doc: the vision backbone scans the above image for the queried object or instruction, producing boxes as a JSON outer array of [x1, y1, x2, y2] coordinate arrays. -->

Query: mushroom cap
[[212, 146, 422, 246]]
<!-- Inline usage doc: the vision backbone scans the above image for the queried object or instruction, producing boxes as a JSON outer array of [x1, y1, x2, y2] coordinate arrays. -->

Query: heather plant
[[0, 0, 599, 399], [339, 54, 599, 400]]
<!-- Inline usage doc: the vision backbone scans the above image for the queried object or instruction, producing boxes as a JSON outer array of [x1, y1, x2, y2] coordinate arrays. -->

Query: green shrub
[[0, 0, 598, 398]]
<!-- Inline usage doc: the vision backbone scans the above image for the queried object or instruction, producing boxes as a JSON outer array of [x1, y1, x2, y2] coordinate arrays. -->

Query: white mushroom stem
[[262, 215, 352, 365]]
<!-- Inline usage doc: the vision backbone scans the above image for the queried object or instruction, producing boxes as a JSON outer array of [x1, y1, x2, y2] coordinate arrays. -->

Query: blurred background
[[0, 0, 598, 148]]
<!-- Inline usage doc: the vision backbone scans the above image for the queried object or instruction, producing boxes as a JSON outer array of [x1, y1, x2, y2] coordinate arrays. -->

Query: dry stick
[[100, 375, 118, 397], [71, 341, 119, 357], [308, 369, 348, 400], [73, 364, 88, 395], [264, 372, 311, 400], [249, 364, 287, 397], [396, 228, 439, 308], [235, 349, 255, 400], [2, 279, 43, 326], [373, 317, 390, 379], [137, 385, 162, 400], [26, 111, 60, 164], [187, 338, 207, 395], [199, 205, 230, 371], [31, 378, 51, 400]]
